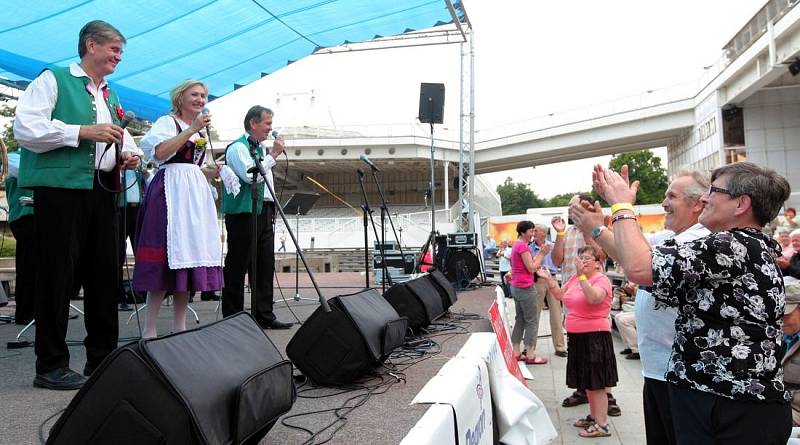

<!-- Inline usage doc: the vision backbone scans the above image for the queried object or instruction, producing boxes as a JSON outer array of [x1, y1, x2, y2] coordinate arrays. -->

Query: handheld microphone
[[201, 107, 212, 137], [103, 110, 136, 153], [271, 130, 279, 139], [359, 154, 380, 172]]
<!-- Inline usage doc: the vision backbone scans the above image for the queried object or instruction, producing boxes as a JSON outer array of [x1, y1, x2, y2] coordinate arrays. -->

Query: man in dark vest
[[221, 106, 291, 329], [13, 20, 142, 390]]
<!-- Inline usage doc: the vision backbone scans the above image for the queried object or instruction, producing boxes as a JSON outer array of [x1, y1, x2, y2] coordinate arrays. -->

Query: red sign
[[488, 302, 525, 384]]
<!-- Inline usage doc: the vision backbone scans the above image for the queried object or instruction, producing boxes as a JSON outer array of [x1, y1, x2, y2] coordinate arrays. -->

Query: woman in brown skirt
[[537, 245, 617, 438]]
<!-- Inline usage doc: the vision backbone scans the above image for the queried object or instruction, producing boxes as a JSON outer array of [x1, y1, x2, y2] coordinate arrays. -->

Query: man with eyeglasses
[[571, 169, 710, 445], [581, 161, 792, 445]]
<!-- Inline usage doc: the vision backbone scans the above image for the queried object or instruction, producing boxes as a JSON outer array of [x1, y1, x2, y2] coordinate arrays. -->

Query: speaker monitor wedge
[[46, 313, 295, 445], [383, 272, 455, 332], [286, 288, 408, 386]]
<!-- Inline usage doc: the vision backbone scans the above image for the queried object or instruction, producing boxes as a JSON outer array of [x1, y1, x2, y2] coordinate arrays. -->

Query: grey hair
[[243, 106, 274, 132], [78, 20, 125, 58], [674, 169, 710, 202], [711, 162, 791, 226], [791, 229, 800, 238]]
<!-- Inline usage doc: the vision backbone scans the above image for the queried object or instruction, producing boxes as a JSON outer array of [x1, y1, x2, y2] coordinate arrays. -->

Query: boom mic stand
[[356, 168, 392, 292], [365, 163, 408, 276], [249, 152, 330, 313]]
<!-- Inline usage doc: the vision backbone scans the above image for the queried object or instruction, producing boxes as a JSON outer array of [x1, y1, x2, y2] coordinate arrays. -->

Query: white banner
[[458, 333, 558, 445], [412, 357, 493, 445], [399, 404, 457, 445]]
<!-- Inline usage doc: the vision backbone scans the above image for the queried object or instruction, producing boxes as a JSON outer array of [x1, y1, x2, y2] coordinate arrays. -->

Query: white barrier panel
[[399, 404, 457, 445], [458, 333, 557, 445], [411, 357, 493, 445]]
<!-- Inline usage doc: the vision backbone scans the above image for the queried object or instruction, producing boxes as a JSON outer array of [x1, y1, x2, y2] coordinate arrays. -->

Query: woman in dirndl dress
[[133, 80, 222, 338]]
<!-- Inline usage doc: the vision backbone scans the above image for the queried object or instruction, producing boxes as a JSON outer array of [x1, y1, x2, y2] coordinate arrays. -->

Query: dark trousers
[[643, 378, 675, 445], [222, 202, 275, 324], [10, 215, 35, 324], [33, 173, 120, 373], [669, 384, 791, 445], [118, 203, 140, 302]]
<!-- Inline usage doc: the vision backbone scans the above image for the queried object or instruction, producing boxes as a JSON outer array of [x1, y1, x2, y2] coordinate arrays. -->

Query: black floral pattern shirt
[[651, 227, 790, 403]]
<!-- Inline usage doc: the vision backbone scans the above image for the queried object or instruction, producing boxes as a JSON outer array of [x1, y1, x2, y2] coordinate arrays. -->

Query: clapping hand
[[552, 216, 566, 232], [592, 164, 638, 205], [535, 267, 552, 280], [568, 199, 604, 237]]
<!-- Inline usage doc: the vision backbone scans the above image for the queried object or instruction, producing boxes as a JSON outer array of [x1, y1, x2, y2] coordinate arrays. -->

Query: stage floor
[[0, 272, 645, 444]]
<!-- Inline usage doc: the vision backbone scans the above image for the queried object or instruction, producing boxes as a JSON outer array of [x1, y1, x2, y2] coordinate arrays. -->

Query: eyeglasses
[[578, 256, 596, 261], [708, 185, 733, 196]]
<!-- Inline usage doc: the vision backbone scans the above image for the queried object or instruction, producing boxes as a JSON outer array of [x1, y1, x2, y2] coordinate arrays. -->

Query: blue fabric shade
[[0, 0, 465, 121]]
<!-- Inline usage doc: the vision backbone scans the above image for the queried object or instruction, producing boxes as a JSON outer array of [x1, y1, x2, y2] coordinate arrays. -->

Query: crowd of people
[[10, 20, 291, 391], [496, 161, 799, 442]]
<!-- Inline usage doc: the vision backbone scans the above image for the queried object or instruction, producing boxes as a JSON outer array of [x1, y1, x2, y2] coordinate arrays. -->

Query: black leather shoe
[[118, 303, 133, 312], [33, 368, 87, 390], [83, 363, 97, 377], [259, 320, 293, 330], [626, 352, 640, 360], [619, 348, 632, 355], [200, 291, 220, 301]]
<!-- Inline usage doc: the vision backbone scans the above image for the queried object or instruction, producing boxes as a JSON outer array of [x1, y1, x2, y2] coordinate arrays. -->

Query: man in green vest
[[221, 106, 291, 329], [13, 20, 142, 390], [5, 151, 34, 325]]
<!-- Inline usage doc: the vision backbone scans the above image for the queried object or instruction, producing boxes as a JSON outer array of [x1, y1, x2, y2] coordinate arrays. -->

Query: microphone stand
[[248, 154, 330, 312], [356, 169, 392, 292], [367, 166, 408, 275]]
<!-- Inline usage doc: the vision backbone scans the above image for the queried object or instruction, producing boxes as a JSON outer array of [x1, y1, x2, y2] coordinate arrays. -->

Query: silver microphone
[[272, 130, 279, 139], [201, 107, 211, 137]]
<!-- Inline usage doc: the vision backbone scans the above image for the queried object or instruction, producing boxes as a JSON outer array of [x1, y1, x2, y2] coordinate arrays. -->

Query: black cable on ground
[[38, 408, 65, 445]]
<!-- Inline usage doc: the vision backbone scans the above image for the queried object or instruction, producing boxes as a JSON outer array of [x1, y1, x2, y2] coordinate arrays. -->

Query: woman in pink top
[[537, 245, 617, 438], [508, 221, 551, 365]]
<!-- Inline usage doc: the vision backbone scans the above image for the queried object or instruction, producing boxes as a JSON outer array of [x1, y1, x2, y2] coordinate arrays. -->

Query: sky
[[206, 0, 766, 198], [464, 0, 765, 198]]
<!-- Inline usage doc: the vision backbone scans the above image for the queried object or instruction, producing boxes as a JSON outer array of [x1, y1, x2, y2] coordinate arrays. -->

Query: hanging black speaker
[[46, 313, 295, 445], [418, 82, 445, 124], [286, 288, 407, 386]]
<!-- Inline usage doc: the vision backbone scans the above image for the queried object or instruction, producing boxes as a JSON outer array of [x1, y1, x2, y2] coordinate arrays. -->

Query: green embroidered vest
[[18, 66, 122, 189], [221, 134, 266, 214]]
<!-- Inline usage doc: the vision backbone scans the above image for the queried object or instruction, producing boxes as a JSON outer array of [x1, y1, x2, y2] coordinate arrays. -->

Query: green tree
[[546, 192, 590, 207], [608, 150, 668, 205], [1, 103, 19, 152], [496, 177, 545, 215]]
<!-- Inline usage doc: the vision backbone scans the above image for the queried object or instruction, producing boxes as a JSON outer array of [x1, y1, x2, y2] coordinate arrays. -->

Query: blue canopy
[[0, 0, 465, 121]]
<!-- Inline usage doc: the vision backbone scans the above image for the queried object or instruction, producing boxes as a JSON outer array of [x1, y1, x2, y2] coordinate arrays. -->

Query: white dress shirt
[[226, 136, 277, 202], [13, 63, 140, 172]]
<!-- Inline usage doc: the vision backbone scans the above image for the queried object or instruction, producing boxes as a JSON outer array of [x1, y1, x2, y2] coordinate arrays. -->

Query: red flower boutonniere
[[116, 105, 124, 121]]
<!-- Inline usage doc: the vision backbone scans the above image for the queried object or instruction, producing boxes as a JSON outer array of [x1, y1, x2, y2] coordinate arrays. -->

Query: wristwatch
[[591, 226, 607, 240]]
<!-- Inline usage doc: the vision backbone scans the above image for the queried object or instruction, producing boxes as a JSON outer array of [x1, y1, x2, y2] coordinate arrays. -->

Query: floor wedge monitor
[[383, 273, 447, 332], [46, 313, 295, 445], [286, 288, 407, 386]]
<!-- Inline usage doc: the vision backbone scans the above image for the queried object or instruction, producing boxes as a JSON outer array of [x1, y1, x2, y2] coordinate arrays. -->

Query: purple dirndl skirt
[[132, 169, 222, 292]]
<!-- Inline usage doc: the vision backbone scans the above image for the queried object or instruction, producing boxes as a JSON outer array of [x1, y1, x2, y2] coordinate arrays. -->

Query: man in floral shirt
[[584, 161, 792, 444]]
